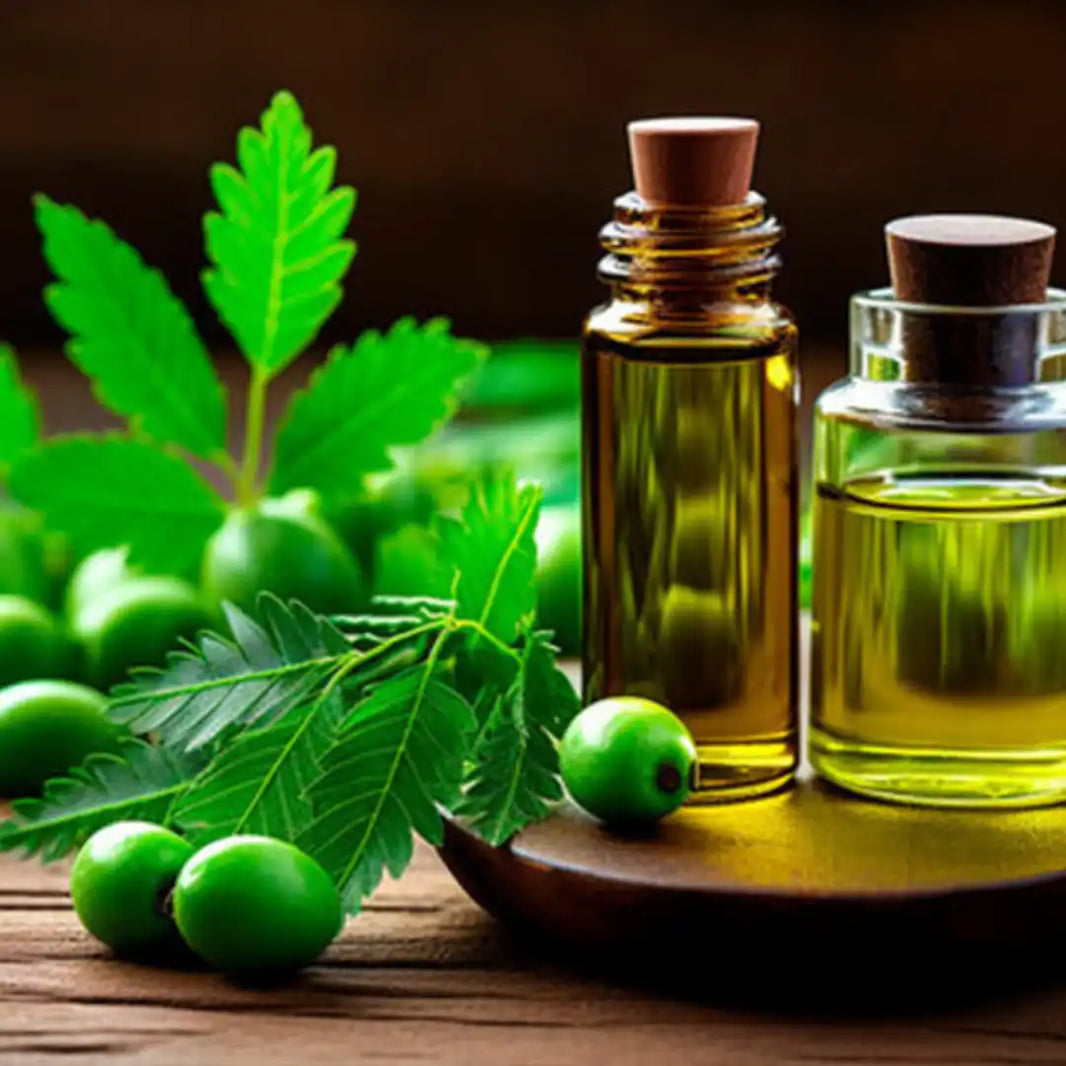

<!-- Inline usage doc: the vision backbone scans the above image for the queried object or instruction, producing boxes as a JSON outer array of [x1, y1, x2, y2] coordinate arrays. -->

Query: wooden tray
[[440, 776, 1066, 965], [441, 639, 1066, 974]]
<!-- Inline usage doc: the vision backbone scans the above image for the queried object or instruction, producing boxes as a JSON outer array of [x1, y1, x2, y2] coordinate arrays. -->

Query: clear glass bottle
[[810, 214, 1066, 807], [582, 119, 799, 802]]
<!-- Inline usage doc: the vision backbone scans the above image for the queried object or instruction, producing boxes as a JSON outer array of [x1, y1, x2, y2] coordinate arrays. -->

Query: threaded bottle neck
[[596, 191, 783, 301]]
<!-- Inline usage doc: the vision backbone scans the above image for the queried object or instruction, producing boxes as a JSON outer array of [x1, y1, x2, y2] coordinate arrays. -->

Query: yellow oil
[[582, 328, 798, 801], [810, 472, 1066, 807]]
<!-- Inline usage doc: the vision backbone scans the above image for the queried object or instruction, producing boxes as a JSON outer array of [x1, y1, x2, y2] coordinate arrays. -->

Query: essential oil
[[582, 119, 799, 802], [810, 213, 1066, 807]]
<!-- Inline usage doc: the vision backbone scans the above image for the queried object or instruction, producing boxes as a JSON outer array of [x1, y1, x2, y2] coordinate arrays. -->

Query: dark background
[[0, 1, 1063, 360]]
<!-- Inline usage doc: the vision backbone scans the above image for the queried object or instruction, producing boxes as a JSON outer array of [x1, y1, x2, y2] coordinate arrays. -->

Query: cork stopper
[[627, 117, 759, 206], [882, 214, 1058, 392], [886, 214, 1056, 306]]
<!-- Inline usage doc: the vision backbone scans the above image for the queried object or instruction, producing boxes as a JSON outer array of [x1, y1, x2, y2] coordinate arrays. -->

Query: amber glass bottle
[[582, 119, 799, 802]]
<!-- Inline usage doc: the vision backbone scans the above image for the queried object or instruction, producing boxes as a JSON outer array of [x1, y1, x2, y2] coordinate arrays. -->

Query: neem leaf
[[9, 434, 225, 574], [110, 596, 349, 751], [438, 471, 542, 644], [168, 687, 346, 847], [203, 90, 356, 377], [0, 344, 39, 472], [457, 631, 578, 845], [269, 317, 486, 497], [0, 741, 202, 862], [34, 196, 227, 460], [300, 641, 477, 913]]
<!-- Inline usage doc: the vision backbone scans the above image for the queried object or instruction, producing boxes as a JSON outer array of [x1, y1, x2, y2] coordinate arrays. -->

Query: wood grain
[[5, 843, 1066, 1064]]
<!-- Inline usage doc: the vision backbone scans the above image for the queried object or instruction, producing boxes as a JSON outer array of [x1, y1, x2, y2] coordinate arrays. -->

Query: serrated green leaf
[[9, 434, 225, 573], [0, 344, 39, 473], [438, 471, 542, 644], [109, 595, 350, 752], [270, 318, 486, 496], [0, 741, 202, 862], [168, 686, 346, 846], [456, 631, 578, 845], [34, 196, 227, 459], [300, 636, 476, 913], [203, 90, 356, 376]]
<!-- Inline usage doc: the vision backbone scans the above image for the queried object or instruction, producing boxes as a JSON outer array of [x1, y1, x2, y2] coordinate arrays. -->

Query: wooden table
[[5, 844, 1066, 1065]]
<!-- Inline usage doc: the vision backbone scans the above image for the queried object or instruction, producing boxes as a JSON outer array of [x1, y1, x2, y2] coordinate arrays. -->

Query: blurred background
[[0, 0, 1063, 654], [1, 1, 1064, 357]]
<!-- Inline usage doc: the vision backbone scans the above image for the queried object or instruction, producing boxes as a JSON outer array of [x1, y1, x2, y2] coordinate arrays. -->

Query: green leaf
[[438, 471, 542, 643], [168, 686, 346, 846], [0, 741, 202, 862], [110, 595, 350, 752], [0, 344, 39, 472], [456, 631, 578, 845], [270, 318, 486, 497], [203, 90, 356, 377], [9, 434, 225, 573], [300, 636, 477, 912], [34, 196, 227, 459]]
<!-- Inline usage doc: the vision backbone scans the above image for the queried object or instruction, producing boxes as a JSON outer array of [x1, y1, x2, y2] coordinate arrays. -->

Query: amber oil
[[582, 190, 799, 802]]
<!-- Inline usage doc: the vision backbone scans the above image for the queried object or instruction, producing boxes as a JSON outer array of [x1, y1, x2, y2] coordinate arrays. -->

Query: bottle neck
[[596, 191, 782, 305], [850, 289, 1066, 388]]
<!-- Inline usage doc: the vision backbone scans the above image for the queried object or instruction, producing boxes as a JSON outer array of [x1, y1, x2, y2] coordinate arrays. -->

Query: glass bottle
[[810, 213, 1066, 807], [582, 118, 799, 802]]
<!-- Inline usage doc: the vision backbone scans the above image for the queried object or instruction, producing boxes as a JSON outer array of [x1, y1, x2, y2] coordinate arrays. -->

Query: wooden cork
[[883, 214, 1057, 389], [627, 117, 759, 206], [886, 214, 1056, 306]]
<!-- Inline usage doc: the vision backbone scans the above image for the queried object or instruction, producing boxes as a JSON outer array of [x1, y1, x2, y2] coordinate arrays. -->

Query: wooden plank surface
[[5, 844, 1066, 1065]]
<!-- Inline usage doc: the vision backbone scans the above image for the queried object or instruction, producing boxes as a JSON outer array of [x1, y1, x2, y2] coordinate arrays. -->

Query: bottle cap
[[886, 214, 1056, 306], [627, 117, 759, 206]]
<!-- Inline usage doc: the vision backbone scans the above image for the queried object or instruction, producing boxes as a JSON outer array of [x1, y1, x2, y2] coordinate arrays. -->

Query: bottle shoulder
[[814, 375, 1066, 433], [584, 297, 795, 346]]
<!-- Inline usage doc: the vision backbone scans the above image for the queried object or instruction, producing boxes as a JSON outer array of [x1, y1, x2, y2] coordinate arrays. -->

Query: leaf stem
[[212, 448, 242, 492], [236, 366, 269, 506], [476, 486, 542, 631], [109, 655, 342, 712], [336, 619, 449, 685], [449, 618, 523, 664]]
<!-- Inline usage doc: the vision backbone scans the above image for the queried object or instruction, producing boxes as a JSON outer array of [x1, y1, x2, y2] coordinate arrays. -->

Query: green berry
[[559, 696, 697, 823], [202, 496, 364, 618], [70, 821, 194, 956], [0, 507, 49, 603], [373, 524, 450, 598], [173, 836, 343, 973], [0, 680, 121, 797], [64, 546, 138, 622], [0, 595, 79, 687], [73, 576, 212, 691]]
